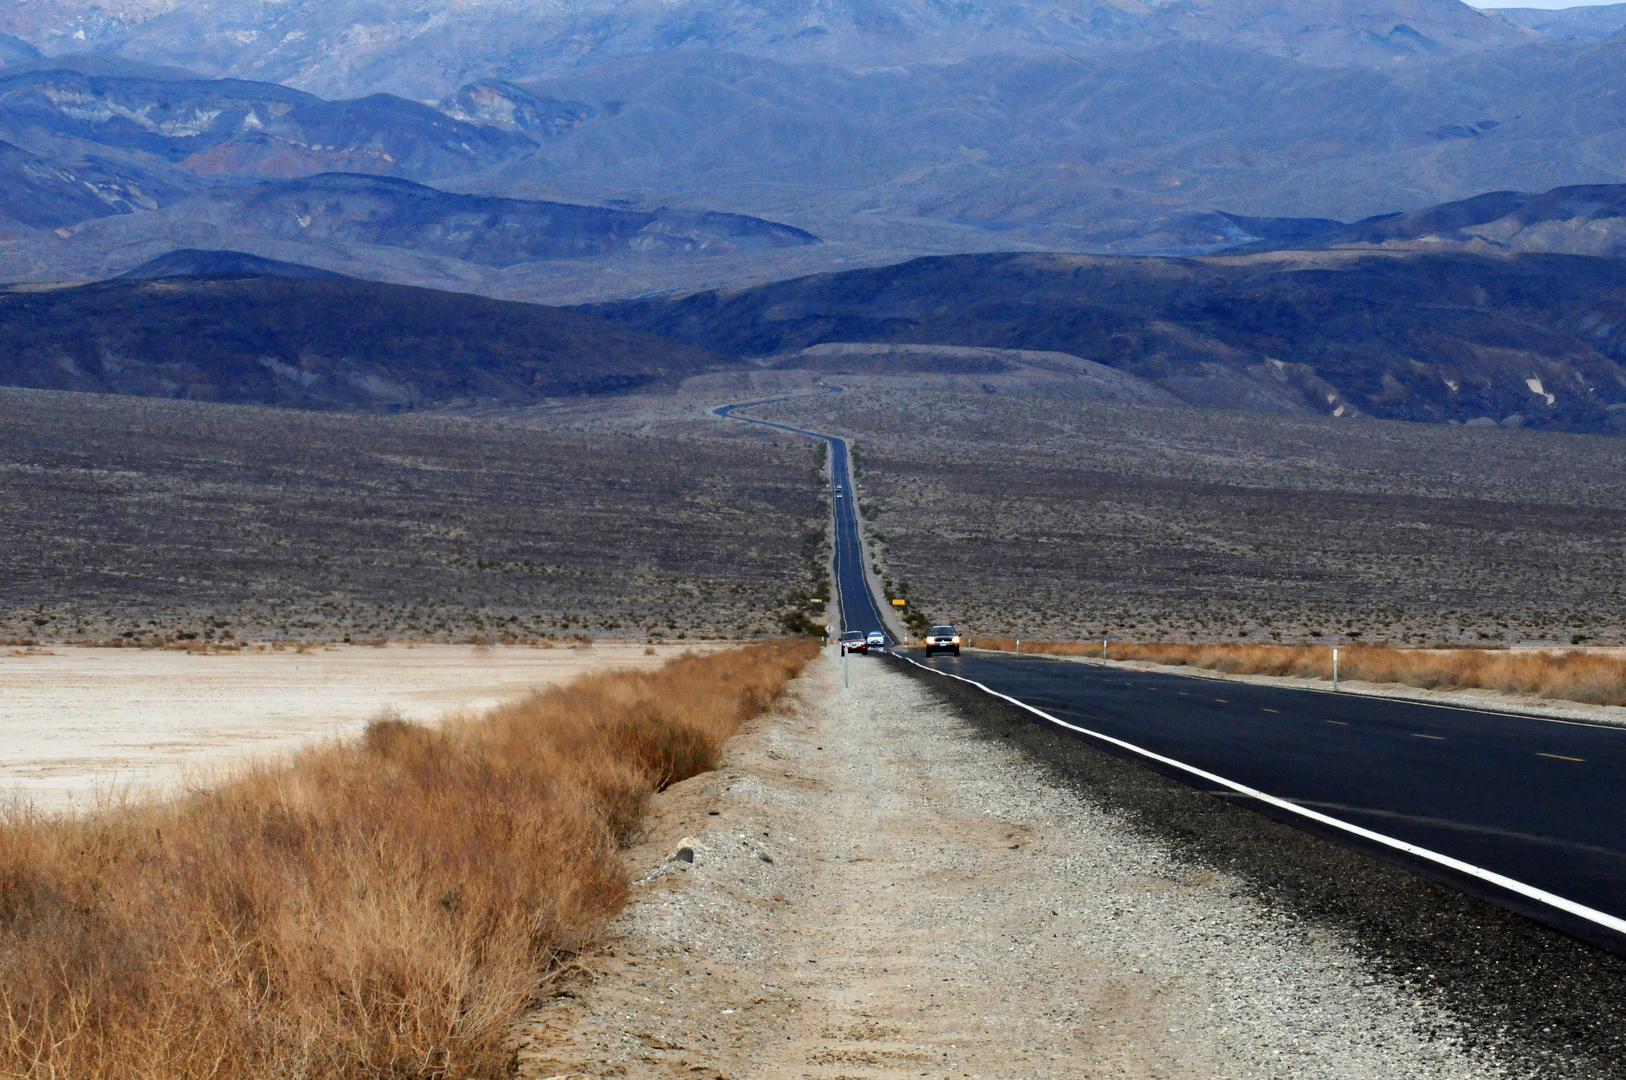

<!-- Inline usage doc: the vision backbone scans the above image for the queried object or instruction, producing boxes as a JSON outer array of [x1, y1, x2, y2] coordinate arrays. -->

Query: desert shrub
[[971, 638, 1626, 707], [0, 639, 818, 1079]]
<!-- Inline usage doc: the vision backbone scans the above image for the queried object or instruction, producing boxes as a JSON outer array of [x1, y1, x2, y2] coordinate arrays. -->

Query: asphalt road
[[907, 649, 1626, 953], [717, 394, 1626, 955], [715, 394, 894, 643]]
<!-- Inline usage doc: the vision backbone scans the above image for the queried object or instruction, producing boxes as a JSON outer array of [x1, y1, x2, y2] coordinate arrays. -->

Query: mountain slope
[[591, 249, 1626, 431], [0, 273, 737, 408], [0, 138, 187, 235], [0, 32, 41, 65], [0, 64, 537, 183], [116, 248, 351, 279], [1288, 183, 1626, 256], [183, 173, 819, 265]]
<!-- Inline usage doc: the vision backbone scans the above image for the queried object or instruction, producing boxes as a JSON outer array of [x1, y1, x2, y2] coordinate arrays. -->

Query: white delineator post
[[1333, 647, 1340, 691]]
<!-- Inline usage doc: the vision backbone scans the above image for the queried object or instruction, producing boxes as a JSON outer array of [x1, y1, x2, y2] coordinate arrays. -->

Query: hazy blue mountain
[[1, 12, 1624, 297], [0, 0, 1538, 100], [1487, 3, 1626, 42], [436, 79, 594, 137], [0, 272, 736, 408], [492, 37, 1626, 234], [0, 62, 537, 184], [189, 173, 820, 265], [1274, 183, 1626, 255], [0, 32, 42, 65], [0, 138, 188, 236], [590, 249, 1626, 432], [117, 248, 351, 279]]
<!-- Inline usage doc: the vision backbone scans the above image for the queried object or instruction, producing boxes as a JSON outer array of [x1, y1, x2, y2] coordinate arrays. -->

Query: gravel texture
[[515, 650, 1542, 1079], [0, 387, 825, 642]]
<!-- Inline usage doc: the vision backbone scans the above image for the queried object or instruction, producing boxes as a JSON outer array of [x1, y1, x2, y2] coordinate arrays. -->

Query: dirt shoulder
[[516, 649, 1518, 1079]]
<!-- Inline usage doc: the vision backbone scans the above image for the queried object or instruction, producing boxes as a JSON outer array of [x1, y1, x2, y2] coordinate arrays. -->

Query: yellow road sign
[[891, 599, 906, 606]]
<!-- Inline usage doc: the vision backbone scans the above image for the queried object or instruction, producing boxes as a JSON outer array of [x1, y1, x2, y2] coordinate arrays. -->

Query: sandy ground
[[516, 649, 1498, 1080], [0, 642, 718, 811]]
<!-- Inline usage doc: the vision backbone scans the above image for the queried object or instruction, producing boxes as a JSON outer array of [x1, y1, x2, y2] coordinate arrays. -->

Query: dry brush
[[972, 638, 1626, 708], [0, 638, 819, 1079]]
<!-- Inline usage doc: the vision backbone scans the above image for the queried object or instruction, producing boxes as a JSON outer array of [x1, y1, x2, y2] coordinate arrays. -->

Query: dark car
[[924, 625, 961, 656], [839, 630, 867, 655]]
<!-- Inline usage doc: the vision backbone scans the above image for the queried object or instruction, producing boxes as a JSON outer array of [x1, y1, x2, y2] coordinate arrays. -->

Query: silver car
[[866, 631, 887, 649]]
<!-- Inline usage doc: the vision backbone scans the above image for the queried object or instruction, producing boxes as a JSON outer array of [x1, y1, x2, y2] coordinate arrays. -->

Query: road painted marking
[[900, 655, 1626, 942], [1413, 734, 1446, 741], [1262, 708, 1280, 714], [1327, 720, 1348, 726], [1214, 698, 1229, 703], [1539, 753, 1585, 763]]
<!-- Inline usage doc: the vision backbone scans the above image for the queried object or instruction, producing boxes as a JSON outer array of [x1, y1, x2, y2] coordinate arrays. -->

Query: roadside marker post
[[1333, 647, 1340, 691]]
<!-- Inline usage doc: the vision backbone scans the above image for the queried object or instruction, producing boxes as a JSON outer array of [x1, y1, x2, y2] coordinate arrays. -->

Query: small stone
[[757, 851, 774, 864], [675, 846, 695, 863]]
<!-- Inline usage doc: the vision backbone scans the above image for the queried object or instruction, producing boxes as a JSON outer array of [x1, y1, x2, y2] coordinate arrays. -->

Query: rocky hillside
[[0, 268, 737, 408], [592, 249, 1626, 432]]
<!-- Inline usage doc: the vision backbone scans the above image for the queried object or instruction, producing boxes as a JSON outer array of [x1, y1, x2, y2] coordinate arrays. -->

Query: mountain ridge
[[0, 271, 740, 408]]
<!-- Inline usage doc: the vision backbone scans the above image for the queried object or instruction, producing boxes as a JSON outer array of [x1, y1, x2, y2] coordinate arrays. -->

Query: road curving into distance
[[715, 392, 896, 643], [716, 396, 1626, 957]]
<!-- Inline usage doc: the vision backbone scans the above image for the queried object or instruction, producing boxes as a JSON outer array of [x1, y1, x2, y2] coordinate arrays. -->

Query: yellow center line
[[1537, 752, 1585, 763], [1413, 734, 1446, 741]]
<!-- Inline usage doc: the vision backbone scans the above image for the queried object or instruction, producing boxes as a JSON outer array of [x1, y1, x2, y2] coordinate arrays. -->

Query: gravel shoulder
[[514, 649, 1548, 1079]]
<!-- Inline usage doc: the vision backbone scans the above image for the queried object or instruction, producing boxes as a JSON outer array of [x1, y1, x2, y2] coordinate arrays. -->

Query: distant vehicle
[[866, 630, 887, 649], [839, 630, 867, 654], [835, 488, 844, 499], [924, 625, 961, 656]]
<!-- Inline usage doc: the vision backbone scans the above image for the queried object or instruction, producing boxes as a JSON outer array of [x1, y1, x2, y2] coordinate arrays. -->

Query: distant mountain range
[[0, 0, 1576, 100], [6, 241, 1626, 436], [0, 266, 736, 408], [591, 249, 1626, 433], [1, 3, 1625, 313]]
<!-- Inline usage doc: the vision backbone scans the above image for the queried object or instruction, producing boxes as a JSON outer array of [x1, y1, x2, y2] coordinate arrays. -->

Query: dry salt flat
[[0, 642, 716, 812]]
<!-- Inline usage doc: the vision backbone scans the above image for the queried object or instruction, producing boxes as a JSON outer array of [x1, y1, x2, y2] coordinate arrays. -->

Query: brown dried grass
[[971, 638, 1626, 707], [0, 638, 818, 1080]]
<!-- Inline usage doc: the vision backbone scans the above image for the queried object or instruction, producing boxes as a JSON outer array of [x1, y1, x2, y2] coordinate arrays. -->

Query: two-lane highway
[[910, 650, 1626, 951], [715, 394, 894, 642], [717, 395, 1626, 954]]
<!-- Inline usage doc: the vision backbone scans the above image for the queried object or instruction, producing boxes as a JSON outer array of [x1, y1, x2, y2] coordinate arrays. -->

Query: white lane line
[[900, 655, 1626, 940], [1539, 753, 1586, 763]]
